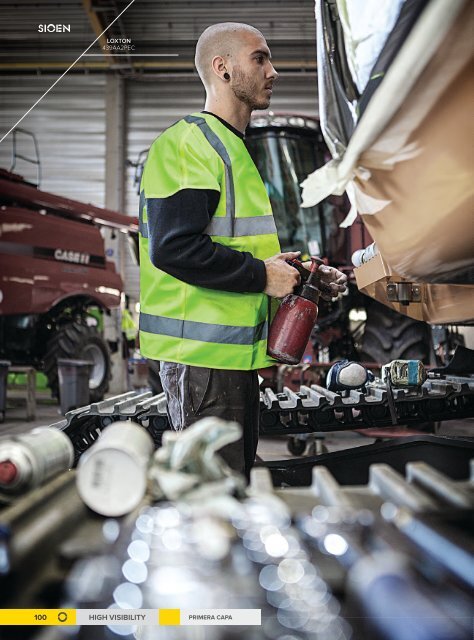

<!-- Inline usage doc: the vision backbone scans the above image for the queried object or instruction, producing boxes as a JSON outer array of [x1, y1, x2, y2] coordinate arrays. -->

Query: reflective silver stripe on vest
[[138, 190, 148, 238], [140, 312, 268, 345], [184, 115, 235, 237], [209, 215, 277, 237]]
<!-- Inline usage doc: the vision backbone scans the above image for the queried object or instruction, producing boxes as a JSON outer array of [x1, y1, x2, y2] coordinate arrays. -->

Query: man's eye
[[255, 56, 264, 64]]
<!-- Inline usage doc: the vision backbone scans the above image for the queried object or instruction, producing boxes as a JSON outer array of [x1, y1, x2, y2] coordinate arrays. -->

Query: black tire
[[44, 322, 111, 402], [287, 436, 307, 456], [360, 301, 432, 365], [147, 359, 163, 395]]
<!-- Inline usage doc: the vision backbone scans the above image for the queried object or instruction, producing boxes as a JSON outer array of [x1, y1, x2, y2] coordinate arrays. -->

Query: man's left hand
[[302, 261, 348, 301]]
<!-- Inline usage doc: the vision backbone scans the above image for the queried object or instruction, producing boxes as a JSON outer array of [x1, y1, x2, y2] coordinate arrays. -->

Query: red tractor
[[0, 167, 138, 401]]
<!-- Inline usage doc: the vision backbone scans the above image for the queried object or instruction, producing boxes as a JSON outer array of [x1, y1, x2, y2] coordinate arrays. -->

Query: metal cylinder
[[267, 293, 319, 364], [76, 420, 154, 517], [0, 427, 74, 497], [351, 242, 378, 267]]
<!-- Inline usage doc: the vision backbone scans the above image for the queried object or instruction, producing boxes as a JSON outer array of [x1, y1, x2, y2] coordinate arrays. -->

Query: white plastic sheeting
[[337, 0, 405, 93]]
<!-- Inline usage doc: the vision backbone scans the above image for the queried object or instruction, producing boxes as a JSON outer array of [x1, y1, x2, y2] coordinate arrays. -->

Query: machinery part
[[277, 458, 473, 515], [0, 471, 86, 576], [256, 460, 472, 638], [0, 168, 138, 233], [260, 375, 474, 435], [260, 435, 474, 487], [360, 300, 432, 364], [348, 552, 468, 640], [369, 464, 439, 513], [406, 461, 473, 509], [386, 281, 422, 305], [0, 428, 73, 500], [54, 390, 167, 462], [69, 503, 350, 640], [431, 329, 467, 368], [390, 510, 474, 590], [0, 445, 470, 639], [76, 421, 154, 517], [431, 343, 472, 375], [147, 358, 163, 395], [54, 372, 474, 462], [287, 434, 328, 457], [307, 437, 329, 456], [53, 391, 151, 462], [10, 128, 41, 187], [302, 504, 472, 640], [287, 435, 307, 456], [44, 321, 111, 402]]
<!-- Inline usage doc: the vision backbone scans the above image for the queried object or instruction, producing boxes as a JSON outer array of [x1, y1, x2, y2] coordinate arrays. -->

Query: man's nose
[[267, 62, 278, 80]]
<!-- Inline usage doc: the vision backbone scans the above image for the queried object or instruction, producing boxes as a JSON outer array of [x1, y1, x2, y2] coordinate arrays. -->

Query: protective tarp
[[316, 0, 359, 160], [337, 0, 406, 95], [303, 0, 473, 298], [357, 0, 429, 118], [315, 0, 428, 161], [302, 0, 469, 225]]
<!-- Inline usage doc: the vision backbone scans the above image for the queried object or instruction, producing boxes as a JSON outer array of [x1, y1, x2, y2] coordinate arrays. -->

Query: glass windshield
[[246, 130, 347, 258]]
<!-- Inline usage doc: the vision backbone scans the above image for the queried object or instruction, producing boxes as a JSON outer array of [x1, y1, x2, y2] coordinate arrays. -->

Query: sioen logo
[[38, 24, 71, 33]]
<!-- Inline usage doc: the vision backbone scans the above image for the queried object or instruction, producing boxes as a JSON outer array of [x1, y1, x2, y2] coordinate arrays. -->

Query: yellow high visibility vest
[[139, 113, 280, 370]]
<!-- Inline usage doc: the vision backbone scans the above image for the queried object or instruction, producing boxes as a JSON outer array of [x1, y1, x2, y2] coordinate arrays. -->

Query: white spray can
[[0, 427, 74, 498], [76, 421, 154, 516]]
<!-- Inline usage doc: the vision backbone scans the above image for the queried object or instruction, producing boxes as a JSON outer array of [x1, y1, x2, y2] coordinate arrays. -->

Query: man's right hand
[[263, 251, 301, 298]]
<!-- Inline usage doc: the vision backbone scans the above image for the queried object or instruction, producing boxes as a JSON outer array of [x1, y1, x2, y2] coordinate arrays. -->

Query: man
[[139, 23, 347, 478], [122, 295, 137, 359]]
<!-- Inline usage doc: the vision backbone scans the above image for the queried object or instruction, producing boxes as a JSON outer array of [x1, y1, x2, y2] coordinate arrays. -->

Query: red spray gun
[[267, 257, 333, 365]]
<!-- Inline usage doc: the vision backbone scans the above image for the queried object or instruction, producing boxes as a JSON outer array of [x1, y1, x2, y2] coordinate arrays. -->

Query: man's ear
[[211, 55, 227, 81]]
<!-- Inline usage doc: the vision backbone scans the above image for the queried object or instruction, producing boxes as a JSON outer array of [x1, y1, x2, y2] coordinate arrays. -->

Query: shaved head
[[195, 22, 264, 88]]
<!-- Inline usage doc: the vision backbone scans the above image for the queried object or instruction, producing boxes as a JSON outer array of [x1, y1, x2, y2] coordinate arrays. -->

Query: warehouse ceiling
[[0, 0, 317, 74]]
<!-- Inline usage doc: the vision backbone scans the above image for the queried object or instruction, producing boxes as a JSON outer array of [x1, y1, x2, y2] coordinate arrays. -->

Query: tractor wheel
[[360, 301, 432, 365], [44, 322, 111, 402], [147, 359, 163, 395]]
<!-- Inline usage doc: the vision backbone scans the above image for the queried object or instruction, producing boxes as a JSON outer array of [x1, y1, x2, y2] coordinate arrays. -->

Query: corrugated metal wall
[[0, 75, 106, 205]]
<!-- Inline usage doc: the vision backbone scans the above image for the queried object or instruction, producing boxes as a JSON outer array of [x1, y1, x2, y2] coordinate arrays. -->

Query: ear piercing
[[224, 72, 230, 80]]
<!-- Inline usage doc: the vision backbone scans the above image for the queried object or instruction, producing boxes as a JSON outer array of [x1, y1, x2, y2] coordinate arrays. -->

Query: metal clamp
[[387, 282, 422, 306]]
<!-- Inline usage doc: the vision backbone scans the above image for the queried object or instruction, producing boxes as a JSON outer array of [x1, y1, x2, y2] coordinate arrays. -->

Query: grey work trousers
[[158, 361, 260, 479]]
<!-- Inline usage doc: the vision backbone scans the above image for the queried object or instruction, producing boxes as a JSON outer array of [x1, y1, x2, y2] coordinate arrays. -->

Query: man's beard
[[230, 66, 270, 110]]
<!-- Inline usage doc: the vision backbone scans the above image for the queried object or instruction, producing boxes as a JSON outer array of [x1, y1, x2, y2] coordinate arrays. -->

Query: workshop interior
[[0, 1, 473, 639]]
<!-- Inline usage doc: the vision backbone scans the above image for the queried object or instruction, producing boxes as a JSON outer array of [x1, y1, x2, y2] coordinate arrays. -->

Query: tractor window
[[246, 131, 346, 257]]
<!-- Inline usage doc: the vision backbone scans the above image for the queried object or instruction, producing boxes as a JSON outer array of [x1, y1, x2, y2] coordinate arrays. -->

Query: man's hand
[[302, 261, 348, 301], [264, 251, 301, 298]]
